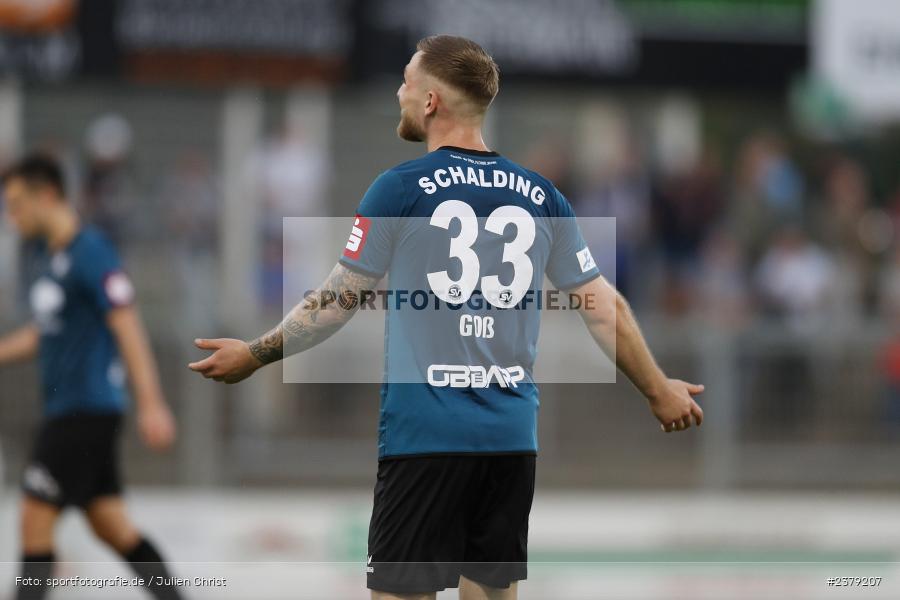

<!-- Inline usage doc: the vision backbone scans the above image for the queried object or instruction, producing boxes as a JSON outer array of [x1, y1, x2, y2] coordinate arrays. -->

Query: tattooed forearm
[[247, 263, 379, 365], [248, 327, 284, 365]]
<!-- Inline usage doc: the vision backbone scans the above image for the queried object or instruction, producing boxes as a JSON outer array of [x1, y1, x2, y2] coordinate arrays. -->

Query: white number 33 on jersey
[[426, 200, 535, 308]]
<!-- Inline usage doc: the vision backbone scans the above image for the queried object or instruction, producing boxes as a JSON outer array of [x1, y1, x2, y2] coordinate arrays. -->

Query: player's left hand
[[648, 378, 705, 433], [138, 403, 176, 451], [188, 338, 262, 384]]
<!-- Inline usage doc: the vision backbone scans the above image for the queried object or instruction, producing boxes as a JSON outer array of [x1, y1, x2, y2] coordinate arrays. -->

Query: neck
[[426, 123, 490, 153], [44, 205, 79, 251]]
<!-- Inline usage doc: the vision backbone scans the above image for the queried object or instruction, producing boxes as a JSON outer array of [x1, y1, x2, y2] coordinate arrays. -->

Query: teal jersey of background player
[[340, 146, 601, 458], [29, 226, 134, 419]]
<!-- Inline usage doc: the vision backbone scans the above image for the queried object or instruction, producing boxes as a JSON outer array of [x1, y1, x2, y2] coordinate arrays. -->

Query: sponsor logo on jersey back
[[427, 364, 525, 388]]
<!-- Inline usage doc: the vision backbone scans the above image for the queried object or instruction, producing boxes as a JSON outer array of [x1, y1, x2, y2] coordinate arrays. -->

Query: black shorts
[[367, 454, 536, 594], [21, 413, 124, 508]]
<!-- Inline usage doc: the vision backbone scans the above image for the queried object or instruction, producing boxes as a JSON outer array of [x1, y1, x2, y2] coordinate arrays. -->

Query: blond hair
[[416, 35, 499, 111]]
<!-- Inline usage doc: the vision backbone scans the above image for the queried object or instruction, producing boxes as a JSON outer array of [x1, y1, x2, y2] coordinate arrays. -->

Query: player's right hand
[[647, 379, 704, 433], [188, 338, 263, 384]]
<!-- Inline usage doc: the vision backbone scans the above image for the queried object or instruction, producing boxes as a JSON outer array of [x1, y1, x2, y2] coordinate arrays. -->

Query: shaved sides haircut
[[416, 35, 500, 111]]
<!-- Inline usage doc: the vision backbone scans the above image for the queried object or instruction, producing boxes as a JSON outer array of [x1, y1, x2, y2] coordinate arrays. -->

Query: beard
[[397, 110, 425, 142]]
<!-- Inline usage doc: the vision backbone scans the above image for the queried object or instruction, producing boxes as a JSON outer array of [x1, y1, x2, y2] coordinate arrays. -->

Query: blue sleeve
[[545, 189, 601, 290], [75, 234, 135, 314], [339, 170, 403, 278]]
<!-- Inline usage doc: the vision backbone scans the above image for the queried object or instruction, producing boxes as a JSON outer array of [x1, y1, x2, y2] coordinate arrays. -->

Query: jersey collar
[[437, 145, 500, 157]]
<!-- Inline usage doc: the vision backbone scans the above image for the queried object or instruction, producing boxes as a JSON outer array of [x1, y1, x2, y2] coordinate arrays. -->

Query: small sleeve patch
[[343, 215, 371, 260], [576, 247, 596, 273], [103, 271, 135, 307]]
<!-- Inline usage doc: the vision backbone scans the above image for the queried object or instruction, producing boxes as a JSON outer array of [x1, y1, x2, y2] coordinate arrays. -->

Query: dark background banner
[[0, 0, 807, 89]]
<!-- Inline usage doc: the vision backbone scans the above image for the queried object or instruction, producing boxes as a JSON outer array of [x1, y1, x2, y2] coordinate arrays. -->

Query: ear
[[424, 90, 438, 117]]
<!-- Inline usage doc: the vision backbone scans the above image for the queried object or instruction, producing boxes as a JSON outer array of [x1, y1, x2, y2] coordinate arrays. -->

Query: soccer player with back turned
[[0, 155, 183, 600], [190, 35, 704, 600]]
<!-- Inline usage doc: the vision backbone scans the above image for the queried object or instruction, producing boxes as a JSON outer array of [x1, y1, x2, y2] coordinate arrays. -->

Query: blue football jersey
[[340, 146, 600, 458], [29, 226, 134, 418]]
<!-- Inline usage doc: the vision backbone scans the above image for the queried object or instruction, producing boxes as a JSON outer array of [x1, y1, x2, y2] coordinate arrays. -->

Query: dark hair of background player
[[1, 153, 66, 199]]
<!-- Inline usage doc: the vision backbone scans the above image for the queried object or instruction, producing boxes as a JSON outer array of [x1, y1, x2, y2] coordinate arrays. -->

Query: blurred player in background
[[0, 155, 182, 600], [189, 35, 704, 600]]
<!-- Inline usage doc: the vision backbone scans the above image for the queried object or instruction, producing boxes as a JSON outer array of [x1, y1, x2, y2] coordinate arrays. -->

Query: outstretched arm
[[573, 275, 704, 432], [0, 324, 39, 365], [189, 263, 380, 384], [107, 306, 177, 450]]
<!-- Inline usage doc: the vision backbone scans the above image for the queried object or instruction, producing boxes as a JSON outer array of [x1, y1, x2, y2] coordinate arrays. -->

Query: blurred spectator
[[882, 339, 900, 426], [813, 156, 884, 316], [254, 123, 329, 312], [260, 237, 285, 311], [697, 228, 750, 328], [0, 215, 16, 318], [575, 138, 650, 301], [752, 225, 834, 433], [816, 157, 869, 251], [159, 149, 220, 331], [82, 113, 142, 246], [651, 150, 723, 315], [0, 150, 15, 318], [162, 150, 218, 253], [880, 245, 900, 423], [521, 136, 576, 200], [755, 225, 835, 335], [256, 124, 328, 234], [889, 184, 900, 238], [725, 131, 804, 264], [880, 245, 900, 317]]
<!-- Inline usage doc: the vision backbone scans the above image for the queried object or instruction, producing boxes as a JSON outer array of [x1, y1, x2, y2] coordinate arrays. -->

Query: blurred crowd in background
[[8, 108, 900, 329], [3, 95, 899, 439]]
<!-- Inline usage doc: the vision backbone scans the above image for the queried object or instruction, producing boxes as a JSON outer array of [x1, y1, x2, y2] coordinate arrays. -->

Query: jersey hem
[[379, 449, 538, 462], [41, 409, 125, 424], [555, 270, 603, 291], [338, 258, 385, 279]]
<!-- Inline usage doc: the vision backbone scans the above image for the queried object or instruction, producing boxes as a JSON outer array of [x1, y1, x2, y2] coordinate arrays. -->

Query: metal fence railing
[[2, 315, 895, 490]]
